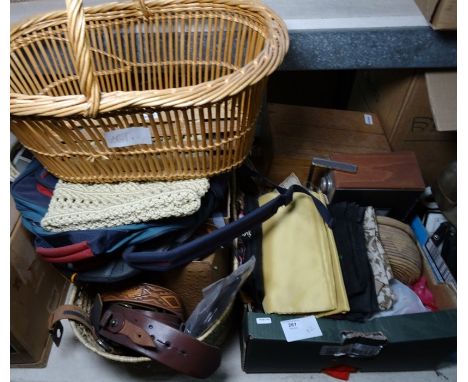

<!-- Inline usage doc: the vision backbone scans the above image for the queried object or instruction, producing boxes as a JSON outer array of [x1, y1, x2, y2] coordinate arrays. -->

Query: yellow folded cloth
[[259, 191, 349, 317]]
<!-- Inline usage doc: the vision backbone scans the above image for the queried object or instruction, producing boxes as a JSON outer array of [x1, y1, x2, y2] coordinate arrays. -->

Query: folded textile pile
[[260, 191, 349, 317], [330, 202, 380, 321]]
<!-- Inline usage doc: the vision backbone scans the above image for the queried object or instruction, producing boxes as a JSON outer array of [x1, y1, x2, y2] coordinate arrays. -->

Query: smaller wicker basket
[[377, 216, 422, 285], [66, 281, 235, 363]]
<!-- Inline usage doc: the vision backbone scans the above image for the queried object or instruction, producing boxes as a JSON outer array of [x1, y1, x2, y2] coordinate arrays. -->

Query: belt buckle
[[96, 337, 114, 353]]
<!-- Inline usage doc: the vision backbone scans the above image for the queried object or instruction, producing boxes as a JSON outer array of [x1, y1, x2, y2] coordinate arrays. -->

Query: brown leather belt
[[49, 283, 221, 379], [100, 283, 185, 330], [98, 303, 220, 378], [101, 284, 185, 318]]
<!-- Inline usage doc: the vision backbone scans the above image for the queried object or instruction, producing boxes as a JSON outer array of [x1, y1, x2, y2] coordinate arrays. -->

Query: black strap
[[241, 164, 332, 226], [123, 181, 333, 271]]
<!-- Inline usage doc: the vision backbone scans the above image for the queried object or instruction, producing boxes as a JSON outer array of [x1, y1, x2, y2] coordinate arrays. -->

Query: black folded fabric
[[239, 189, 264, 310], [330, 202, 379, 321]]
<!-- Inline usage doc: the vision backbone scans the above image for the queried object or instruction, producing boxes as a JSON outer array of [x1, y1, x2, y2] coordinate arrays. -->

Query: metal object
[[319, 173, 336, 201], [306, 157, 357, 191], [319, 174, 334, 194], [312, 158, 358, 174]]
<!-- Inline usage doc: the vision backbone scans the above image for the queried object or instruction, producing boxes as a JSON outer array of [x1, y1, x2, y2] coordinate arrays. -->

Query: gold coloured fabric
[[260, 191, 349, 316]]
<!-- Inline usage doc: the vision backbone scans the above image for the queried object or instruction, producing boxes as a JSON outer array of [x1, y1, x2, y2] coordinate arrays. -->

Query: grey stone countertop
[[10, 0, 456, 70]]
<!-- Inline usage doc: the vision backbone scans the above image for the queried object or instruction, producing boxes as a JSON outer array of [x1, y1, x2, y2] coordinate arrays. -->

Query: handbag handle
[[123, 184, 333, 271]]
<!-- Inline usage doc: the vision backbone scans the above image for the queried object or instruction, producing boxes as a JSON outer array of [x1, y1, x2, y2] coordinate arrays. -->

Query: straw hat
[[377, 216, 422, 285]]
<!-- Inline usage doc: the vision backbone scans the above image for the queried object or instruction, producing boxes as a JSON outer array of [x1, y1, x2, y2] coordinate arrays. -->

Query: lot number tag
[[280, 316, 323, 342]]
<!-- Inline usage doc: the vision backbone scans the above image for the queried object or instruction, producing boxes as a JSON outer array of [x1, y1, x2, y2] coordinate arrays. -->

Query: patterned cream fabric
[[41, 178, 210, 232], [363, 207, 395, 311]]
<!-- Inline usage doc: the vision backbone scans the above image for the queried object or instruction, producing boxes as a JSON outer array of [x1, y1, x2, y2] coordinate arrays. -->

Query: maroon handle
[[36, 241, 93, 263]]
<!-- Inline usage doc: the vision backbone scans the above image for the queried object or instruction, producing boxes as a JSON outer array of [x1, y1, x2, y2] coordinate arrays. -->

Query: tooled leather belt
[[99, 283, 185, 329], [49, 283, 221, 379]]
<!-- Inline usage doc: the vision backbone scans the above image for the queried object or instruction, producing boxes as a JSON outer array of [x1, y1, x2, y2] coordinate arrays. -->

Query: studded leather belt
[[49, 283, 221, 379]]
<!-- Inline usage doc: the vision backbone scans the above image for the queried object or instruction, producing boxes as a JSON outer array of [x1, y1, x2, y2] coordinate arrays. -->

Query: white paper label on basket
[[280, 316, 322, 342], [256, 317, 272, 325], [104, 127, 152, 148], [364, 114, 374, 125]]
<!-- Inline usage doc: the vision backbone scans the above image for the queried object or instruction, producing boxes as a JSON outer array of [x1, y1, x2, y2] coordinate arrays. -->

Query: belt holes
[[150, 335, 155, 340], [157, 339, 171, 348], [148, 324, 153, 329]]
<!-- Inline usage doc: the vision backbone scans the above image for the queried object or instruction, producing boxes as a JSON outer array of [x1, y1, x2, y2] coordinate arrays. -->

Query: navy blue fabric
[[11, 160, 227, 261], [242, 166, 334, 229], [57, 257, 143, 284], [11, 160, 331, 280]]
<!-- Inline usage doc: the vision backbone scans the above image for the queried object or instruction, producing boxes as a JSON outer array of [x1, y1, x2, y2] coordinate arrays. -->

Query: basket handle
[[136, 0, 152, 17], [63, 0, 164, 117], [66, 0, 101, 117]]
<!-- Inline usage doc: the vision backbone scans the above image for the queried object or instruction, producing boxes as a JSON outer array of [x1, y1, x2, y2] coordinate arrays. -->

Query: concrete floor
[[11, 322, 456, 382]]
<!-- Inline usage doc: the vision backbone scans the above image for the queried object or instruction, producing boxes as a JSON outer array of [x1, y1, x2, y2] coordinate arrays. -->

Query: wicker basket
[[10, 0, 288, 183], [65, 282, 235, 363], [377, 216, 422, 285]]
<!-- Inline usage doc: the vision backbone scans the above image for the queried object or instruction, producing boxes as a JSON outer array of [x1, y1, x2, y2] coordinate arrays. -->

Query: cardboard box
[[425, 72, 457, 132], [414, 0, 456, 30], [241, 258, 456, 373], [348, 70, 456, 185], [266, 103, 391, 185], [11, 202, 69, 367]]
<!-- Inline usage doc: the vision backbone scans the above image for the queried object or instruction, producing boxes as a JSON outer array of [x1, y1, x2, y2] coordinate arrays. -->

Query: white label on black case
[[280, 316, 323, 342]]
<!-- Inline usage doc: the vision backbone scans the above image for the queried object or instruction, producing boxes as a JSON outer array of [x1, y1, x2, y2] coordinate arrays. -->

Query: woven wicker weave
[[377, 216, 422, 285], [65, 283, 234, 363], [10, 0, 288, 183]]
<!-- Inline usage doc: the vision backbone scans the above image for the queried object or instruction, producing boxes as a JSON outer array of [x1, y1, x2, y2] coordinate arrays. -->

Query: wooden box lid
[[331, 152, 426, 190]]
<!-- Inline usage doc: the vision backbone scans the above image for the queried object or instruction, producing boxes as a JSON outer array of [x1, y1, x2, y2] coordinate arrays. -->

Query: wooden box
[[265, 103, 391, 185]]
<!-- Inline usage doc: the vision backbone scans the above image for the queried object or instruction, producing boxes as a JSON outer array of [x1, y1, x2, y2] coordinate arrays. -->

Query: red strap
[[37, 248, 94, 263], [36, 183, 54, 197], [36, 242, 94, 263], [36, 241, 90, 256]]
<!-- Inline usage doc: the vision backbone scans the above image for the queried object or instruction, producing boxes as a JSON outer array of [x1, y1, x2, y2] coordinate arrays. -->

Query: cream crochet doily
[[41, 178, 210, 232]]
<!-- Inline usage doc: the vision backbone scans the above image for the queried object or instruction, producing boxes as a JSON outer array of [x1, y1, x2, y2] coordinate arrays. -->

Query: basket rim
[[10, 0, 289, 118]]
